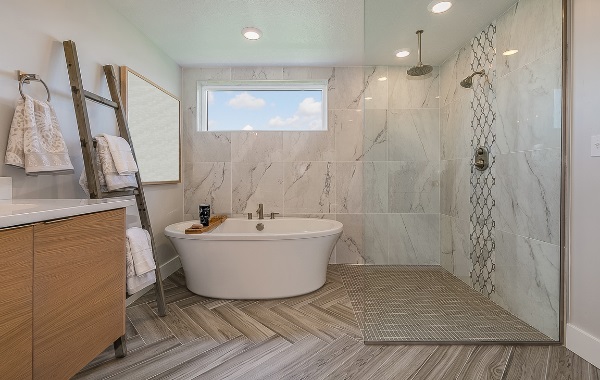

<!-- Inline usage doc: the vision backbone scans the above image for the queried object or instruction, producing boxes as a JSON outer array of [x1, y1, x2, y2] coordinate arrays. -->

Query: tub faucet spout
[[256, 204, 264, 219]]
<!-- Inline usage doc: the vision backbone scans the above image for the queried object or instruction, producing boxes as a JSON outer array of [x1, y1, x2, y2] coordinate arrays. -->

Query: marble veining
[[440, 45, 473, 107], [232, 67, 284, 80], [232, 162, 283, 214], [284, 162, 335, 214], [441, 158, 471, 222], [388, 109, 440, 162], [184, 162, 231, 217], [388, 66, 440, 109], [327, 67, 365, 110], [231, 132, 283, 162], [389, 214, 440, 265], [440, 96, 473, 160], [388, 161, 440, 214], [364, 66, 388, 110], [441, 215, 471, 284]]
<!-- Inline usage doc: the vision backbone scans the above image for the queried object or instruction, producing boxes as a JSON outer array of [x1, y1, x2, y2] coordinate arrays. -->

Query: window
[[198, 81, 327, 132]]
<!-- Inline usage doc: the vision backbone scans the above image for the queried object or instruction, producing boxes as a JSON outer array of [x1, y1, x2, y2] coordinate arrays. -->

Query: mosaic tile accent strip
[[469, 24, 498, 296], [339, 265, 553, 343]]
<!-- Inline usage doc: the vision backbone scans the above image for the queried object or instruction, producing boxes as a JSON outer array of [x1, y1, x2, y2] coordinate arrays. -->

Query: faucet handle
[[270, 212, 280, 219], [256, 203, 263, 213]]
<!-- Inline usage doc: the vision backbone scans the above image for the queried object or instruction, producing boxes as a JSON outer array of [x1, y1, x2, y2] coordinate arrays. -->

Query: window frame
[[197, 80, 328, 132]]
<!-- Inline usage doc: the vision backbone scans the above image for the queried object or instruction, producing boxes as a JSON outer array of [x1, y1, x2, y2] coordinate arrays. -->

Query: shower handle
[[473, 146, 489, 171]]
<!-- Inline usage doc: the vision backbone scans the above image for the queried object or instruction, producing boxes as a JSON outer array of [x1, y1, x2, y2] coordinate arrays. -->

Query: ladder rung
[[84, 90, 118, 109], [100, 190, 138, 198]]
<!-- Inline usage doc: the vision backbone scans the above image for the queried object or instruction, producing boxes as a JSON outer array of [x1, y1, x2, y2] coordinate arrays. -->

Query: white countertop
[[0, 198, 136, 229]]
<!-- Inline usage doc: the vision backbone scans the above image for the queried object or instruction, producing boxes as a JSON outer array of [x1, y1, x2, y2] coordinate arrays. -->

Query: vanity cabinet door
[[0, 225, 33, 380], [33, 209, 126, 380]]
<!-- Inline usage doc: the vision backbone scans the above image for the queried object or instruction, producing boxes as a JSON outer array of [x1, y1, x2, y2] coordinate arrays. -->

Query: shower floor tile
[[338, 265, 554, 343]]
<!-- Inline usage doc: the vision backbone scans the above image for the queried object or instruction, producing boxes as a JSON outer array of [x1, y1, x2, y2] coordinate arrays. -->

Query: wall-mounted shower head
[[407, 30, 433, 77], [460, 70, 486, 88]]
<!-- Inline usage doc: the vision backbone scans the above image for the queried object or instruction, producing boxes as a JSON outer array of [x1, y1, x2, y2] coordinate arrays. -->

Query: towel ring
[[19, 74, 51, 102]]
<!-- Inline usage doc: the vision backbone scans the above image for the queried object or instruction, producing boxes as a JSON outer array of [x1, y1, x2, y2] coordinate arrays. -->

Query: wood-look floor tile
[[212, 304, 276, 343], [503, 346, 549, 380], [256, 298, 285, 309], [147, 336, 253, 380], [194, 336, 291, 380], [271, 303, 344, 343], [174, 294, 211, 309], [203, 298, 232, 309], [590, 363, 600, 380], [285, 281, 343, 307], [167, 270, 187, 287], [232, 335, 329, 380], [242, 303, 310, 343], [299, 303, 362, 339], [158, 305, 210, 343], [366, 345, 437, 380], [323, 344, 400, 380], [409, 345, 475, 380], [546, 345, 593, 380], [109, 336, 219, 380], [125, 316, 138, 339], [311, 288, 350, 308], [184, 303, 242, 343], [326, 303, 357, 322], [72, 336, 180, 380], [456, 345, 511, 380], [81, 335, 146, 372], [127, 304, 174, 344], [278, 334, 363, 380], [148, 288, 197, 309], [230, 300, 258, 308]]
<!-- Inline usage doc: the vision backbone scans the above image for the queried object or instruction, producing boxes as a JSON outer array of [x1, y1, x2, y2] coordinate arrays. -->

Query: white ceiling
[[107, 0, 517, 67]]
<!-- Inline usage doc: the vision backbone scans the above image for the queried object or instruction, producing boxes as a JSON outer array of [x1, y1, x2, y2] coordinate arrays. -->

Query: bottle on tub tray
[[199, 204, 210, 226]]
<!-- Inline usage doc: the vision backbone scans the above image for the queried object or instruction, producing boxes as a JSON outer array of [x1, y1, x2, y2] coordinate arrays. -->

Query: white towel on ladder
[[125, 227, 156, 295], [4, 95, 74, 175], [101, 134, 138, 175]]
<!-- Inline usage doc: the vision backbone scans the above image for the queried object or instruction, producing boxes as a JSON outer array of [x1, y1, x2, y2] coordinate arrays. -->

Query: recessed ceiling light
[[378, 77, 388, 81], [242, 27, 262, 40], [428, 1, 452, 14], [395, 49, 411, 58], [503, 49, 519, 56], [365, 97, 373, 100]]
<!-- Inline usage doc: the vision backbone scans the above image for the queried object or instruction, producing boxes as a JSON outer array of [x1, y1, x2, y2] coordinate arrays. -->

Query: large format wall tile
[[440, 215, 471, 284], [232, 67, 284, 80], [440, 158, 471, 221], [388, 109, 440, 162], [282, 129, 335, 162], [184, 162, 231, 217], [284, 162, 335, 214], [335, 214, 366, 264], [495, 49, 562, 154], [336, 162, 387, 214], [495, 0, 562, 78], [388, 66, 440, 109], [493, 229, 560, 339], [363, 109, 388, 161], [389, 161, 440, 213], [388, 214, 440, 265], [327, 67, 365, 110], [332, 110, 364, 161], [440, 96, 473, 160], [232, 162, 283, 214], [493, 149, 561, 245], [190, 131, 231, 162], [231, 132, 283, 162], [440, 45, 472, 106], [364, 66, 388, 110]]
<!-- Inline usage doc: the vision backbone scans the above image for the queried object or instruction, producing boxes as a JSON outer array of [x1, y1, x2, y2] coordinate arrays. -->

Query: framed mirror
[[120, 66, 181, 184]]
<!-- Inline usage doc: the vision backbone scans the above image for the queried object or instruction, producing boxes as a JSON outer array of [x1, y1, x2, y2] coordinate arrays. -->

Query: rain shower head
[[460, 70, 486, 88], [407, 30, 433, 77]]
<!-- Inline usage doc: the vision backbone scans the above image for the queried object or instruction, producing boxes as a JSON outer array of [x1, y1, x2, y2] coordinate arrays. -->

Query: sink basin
[[0, 203, 37, 215]]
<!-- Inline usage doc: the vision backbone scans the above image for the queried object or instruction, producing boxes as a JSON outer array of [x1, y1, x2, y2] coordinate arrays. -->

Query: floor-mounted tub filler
[[165, 218, 343, 299]]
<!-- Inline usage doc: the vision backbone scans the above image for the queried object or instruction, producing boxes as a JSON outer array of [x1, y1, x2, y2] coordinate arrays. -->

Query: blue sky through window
[[206, 90, 324, 131]]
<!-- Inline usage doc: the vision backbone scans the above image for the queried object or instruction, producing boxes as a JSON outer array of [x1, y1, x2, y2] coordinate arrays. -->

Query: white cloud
[[228, 92, 266, 109], [267, 97, 323, 130], [243, 125, 254, 130]]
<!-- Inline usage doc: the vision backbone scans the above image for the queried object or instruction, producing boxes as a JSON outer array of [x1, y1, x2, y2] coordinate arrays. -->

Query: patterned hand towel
[[101, 134, 138, 175], [5, 95, 74, 175]]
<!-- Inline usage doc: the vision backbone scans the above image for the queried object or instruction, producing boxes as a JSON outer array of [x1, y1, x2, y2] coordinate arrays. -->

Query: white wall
[[0, 0, 183, 264], [568, 0, 600, 369]]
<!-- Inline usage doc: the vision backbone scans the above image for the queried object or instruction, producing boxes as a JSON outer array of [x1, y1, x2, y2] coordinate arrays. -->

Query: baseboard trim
[[125, 256, 182, 307], [566, 323, 600, 369]]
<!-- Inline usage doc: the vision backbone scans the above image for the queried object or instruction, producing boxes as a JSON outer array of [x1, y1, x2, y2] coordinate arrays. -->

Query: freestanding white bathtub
[[164, 218, 343, 299]]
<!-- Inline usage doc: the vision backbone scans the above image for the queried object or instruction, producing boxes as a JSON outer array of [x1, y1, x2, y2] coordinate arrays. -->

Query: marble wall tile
[[363, 109, 388, 161], [282, 128, 335, 162], [388, 214, 440, 265], [440, 158, 471, 221], [364, 214, 389, 264], [282, 67, 310, 80], [493, 149, 561, 245], [388, 109, 440, 162], [327, 67, 365, 110], [493, 229, 560, 339], [440, 45, 473, 106], [364, 66, 388, 110], [440, 96, 473, 160], [388, 161, 440, 213], [284, 162, 335, 214], [335, 214, 366, 264], [495, 49, 562, 154], [231, 131, 283, 162], [336, 162, 388, 214], [332, 110, 364, 161], [232, 67, 284, 80], [440, 215, 471, 284], [388, 66, 440, 109], [232, 162, 283, 214], [495, 0, 562, 78], [190, 131, 231, 162], [184, 162, 231, 217]]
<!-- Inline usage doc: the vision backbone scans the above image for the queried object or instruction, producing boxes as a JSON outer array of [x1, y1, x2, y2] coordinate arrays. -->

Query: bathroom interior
[[1, 0, 599, 379]]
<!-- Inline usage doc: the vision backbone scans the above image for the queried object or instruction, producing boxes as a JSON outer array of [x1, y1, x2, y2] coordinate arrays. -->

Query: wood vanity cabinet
[[0, 208, 126, 380]]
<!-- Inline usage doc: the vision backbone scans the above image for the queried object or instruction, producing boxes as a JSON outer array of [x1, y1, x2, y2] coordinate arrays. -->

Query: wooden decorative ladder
[[62, 41, 167, 339]]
